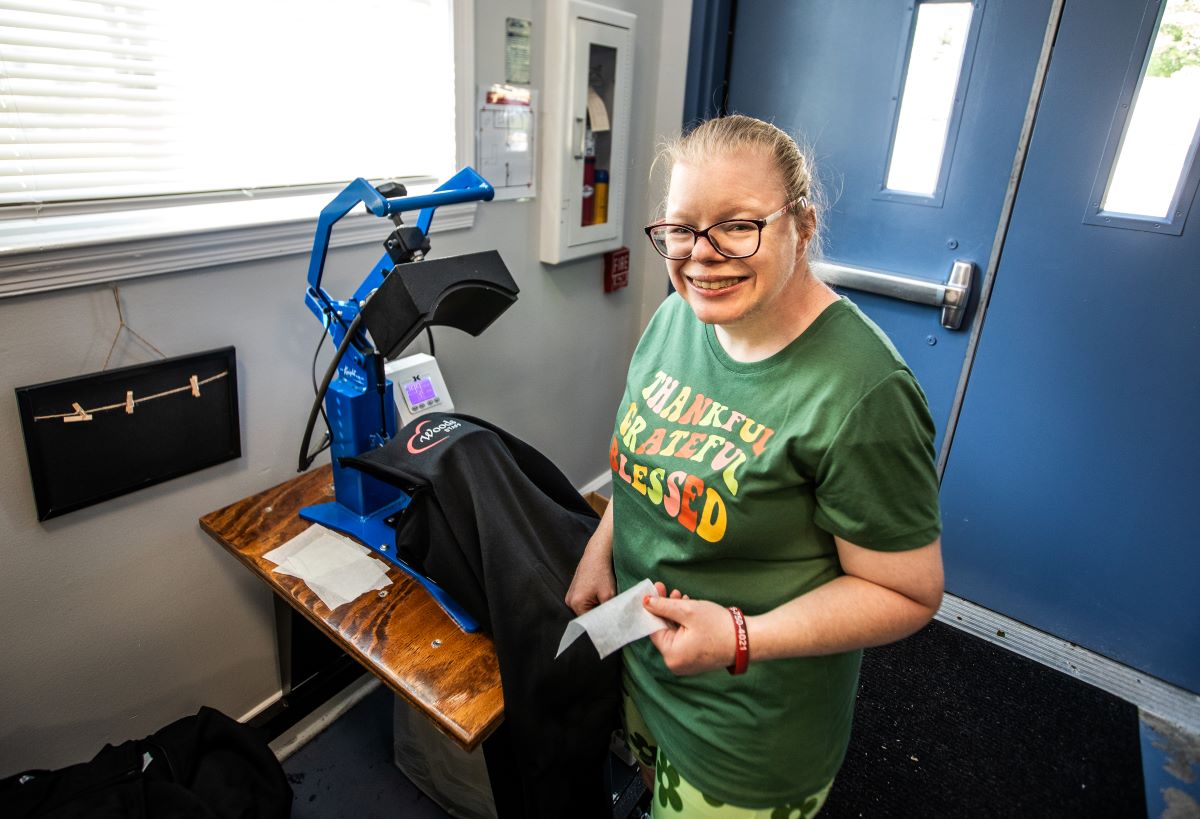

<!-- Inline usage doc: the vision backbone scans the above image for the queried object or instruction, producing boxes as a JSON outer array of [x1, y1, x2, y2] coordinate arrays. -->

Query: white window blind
[[0, 0, 458, 210]]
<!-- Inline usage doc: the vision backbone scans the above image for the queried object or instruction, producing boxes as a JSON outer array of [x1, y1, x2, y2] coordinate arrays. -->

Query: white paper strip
[[556, 578, 669, 659], [262, 524, 390, 610]]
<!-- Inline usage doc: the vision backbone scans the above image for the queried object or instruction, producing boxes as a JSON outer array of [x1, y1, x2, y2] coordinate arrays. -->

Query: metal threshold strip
[[937, 594, 1199, 732]]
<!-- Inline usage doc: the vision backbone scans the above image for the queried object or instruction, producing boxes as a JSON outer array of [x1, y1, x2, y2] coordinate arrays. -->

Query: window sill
[[0, 186, 478, 300]]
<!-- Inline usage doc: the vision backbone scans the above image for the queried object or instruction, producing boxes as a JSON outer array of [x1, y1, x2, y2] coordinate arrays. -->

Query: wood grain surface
[[199, 465, 503, 751]]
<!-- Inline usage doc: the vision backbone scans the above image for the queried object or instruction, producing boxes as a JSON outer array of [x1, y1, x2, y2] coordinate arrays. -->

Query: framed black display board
[[15, 347, 241, 521]]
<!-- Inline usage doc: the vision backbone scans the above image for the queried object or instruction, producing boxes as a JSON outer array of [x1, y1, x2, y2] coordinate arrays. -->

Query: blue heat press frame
[[299, 168, 494, 632]]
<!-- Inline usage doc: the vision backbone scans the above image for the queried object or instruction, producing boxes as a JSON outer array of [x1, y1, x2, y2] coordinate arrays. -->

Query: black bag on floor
[[0, 706, 291, 818]]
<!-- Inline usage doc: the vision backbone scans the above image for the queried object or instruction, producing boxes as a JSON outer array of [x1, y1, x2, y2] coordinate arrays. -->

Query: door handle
[[573, 116, 586, 159], [813, 259, 976, 330]]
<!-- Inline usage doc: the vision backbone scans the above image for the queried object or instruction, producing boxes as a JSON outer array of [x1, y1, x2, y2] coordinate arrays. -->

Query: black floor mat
[[822, 619, 1146, 818], [283, 619, 1146, 818]]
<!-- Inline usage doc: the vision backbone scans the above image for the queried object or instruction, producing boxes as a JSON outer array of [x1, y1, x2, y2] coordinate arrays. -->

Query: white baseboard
[[578, 471, 612, 497], [239, 691, 283, 724], [267, 676, 382, 761]]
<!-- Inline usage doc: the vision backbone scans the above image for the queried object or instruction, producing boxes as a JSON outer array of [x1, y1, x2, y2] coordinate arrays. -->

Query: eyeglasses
[[644, 200, 801, 260]]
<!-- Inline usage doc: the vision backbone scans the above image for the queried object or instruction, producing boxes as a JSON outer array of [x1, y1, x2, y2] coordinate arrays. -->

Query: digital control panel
[[401, 375, 440, 412], [384, 353, 454, 426]]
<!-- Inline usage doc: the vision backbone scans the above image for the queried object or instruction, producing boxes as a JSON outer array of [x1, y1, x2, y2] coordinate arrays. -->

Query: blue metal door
[[938, 0, 1200, 692], [725, 0, 1200, 692], [725, 0, 1053, 452]]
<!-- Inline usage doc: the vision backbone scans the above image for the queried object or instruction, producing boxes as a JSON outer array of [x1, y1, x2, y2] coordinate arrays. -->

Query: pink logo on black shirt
[[406, 418, 462, 454]]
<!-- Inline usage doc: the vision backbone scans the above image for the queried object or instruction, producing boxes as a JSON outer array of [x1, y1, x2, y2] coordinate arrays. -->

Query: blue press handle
[[392, 556, 480, 633], [306, 167, 495, 292]]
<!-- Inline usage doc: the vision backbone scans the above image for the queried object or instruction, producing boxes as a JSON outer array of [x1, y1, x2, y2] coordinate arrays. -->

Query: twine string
[[32, 371, 229, 422], [102, 286, 167, 371]]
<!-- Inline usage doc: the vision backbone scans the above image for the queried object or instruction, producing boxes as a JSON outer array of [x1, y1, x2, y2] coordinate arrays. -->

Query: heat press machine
[[296, 168, 519, 632]]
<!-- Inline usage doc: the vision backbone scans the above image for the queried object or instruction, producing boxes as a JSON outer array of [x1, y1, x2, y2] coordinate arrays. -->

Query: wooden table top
[[199, 465, 503, 751]]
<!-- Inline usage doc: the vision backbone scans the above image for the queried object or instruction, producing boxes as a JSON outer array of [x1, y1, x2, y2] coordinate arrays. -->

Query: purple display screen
[[403, 377, 437, 407]]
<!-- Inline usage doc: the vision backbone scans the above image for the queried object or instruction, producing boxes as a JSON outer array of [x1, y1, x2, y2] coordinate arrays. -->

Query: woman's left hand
[[643, 582, 737, 676]]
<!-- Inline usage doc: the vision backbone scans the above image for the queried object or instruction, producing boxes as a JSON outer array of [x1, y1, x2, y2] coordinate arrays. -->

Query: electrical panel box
[[540, 0, 636, 264]]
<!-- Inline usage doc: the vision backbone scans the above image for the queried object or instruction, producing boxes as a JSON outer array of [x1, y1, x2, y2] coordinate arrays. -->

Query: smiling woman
[[653, 123, 829, 361], [566, 115, 944, 817]]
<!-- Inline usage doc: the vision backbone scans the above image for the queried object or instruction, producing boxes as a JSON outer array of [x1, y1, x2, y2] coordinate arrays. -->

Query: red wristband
[[726, 606, 749, 675]]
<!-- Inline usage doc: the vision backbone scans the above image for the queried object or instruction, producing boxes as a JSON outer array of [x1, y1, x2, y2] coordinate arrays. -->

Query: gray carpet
[[283, 686, 451, 819]]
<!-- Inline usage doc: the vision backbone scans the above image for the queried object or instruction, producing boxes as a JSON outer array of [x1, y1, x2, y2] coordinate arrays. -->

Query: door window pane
[[885, 2, 974, 196], [1102, 0, 1200, 219]]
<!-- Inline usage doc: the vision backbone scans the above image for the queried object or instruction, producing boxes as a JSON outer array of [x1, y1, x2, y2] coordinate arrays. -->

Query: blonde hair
[[658, 114, 824, 261]]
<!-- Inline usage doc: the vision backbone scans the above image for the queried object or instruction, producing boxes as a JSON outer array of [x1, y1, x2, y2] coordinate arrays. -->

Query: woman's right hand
[[565, 503, 616, 615]]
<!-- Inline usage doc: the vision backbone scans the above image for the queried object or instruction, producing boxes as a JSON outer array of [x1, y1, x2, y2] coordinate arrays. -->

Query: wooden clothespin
[[125, 391, 135, 414], [64, 402, 93, 423], [189, 375, 200, 397]]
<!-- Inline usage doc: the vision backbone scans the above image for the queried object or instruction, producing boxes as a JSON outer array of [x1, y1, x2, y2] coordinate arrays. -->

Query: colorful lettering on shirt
[[611, 371, 776, 544]]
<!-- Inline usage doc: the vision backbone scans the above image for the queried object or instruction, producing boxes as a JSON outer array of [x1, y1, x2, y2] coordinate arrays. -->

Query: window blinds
[[0, 0, 457, 208]]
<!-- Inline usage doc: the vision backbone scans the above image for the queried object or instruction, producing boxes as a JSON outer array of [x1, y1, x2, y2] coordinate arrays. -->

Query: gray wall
[[0, 0, 689, 775]]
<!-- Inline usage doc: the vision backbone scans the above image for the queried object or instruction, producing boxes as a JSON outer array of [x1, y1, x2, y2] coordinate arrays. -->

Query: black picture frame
[[15, 347, 241, 521]]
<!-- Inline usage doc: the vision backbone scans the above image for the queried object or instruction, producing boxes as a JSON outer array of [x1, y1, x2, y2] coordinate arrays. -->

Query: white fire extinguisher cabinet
[[540, 0, 636, 264]]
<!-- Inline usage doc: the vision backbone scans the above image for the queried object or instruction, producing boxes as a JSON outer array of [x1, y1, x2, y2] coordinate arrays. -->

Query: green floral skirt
[[622, 680, 833, 819]]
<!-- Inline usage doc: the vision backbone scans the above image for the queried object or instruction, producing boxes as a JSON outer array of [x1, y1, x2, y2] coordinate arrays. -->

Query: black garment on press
[[342, 413, 620, 819]]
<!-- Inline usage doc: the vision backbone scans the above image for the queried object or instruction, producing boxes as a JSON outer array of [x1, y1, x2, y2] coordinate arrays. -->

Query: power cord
[[307, 322, 333, 461], [299, 310, 367, 471], [299, 316, 435, 473]]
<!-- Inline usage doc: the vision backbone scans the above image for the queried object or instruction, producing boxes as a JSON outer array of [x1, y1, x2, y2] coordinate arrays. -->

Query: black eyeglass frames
[[643, 199, 804, 260]]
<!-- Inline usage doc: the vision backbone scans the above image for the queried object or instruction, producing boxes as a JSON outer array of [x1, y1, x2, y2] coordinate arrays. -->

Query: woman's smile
[[685, 273, 748, 293]]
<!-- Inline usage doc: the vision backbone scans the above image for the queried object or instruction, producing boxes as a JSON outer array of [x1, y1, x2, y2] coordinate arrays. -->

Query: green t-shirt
[[611, 294, 941, 807]]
